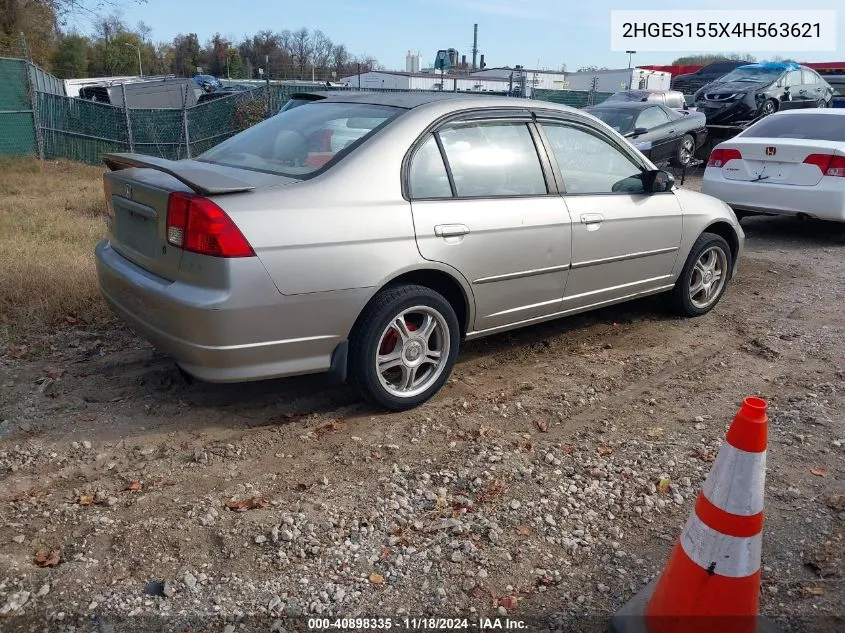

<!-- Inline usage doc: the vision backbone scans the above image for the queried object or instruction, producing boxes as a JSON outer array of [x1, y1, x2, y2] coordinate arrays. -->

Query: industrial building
[[405, 51, 423, 74], [339, 70, 512, 93], [339, 66, 671, 95]]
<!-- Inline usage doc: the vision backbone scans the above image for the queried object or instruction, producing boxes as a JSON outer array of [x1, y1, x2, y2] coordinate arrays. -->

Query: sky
[[70, 0, 843, 71]]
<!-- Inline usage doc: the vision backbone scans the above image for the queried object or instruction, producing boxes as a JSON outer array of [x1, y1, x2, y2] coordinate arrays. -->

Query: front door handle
[[434, 224, 469, 238], [580, 213, 604, 225]]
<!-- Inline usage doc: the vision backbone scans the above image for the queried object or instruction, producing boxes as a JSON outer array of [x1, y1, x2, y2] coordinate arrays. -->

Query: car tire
[[759, 99, 778, 117], [672, 134, 695, 168], [816, 98, 827, 108], [669, 232, 733, 317], [347, 284, 460, 411]]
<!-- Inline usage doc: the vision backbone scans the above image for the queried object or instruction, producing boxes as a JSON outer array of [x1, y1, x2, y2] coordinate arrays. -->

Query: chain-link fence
[[1, 55, 616, 166], [0, 58, 38, 156]]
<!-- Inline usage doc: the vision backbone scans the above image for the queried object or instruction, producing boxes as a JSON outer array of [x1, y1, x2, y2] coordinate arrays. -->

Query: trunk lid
[[720, 138, 844, 187], [102, 154, 296, 280]]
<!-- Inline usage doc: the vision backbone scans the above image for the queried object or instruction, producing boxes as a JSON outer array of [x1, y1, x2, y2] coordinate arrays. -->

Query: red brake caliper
[[379, 318, 417, 356]]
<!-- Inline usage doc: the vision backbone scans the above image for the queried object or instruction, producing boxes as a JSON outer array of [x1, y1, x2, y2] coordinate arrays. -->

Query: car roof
[[285, 90, 580, 114], [298, 91, 502, 109], [766, 108, 845, 117], [587, 101, 667, 111], [737, 61, 801, 72]]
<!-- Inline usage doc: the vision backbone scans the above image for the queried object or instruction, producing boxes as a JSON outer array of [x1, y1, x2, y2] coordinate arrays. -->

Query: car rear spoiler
[[101, 153, 256, 196]]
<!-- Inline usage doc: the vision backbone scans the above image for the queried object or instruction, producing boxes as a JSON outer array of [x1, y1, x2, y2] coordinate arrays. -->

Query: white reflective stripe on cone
[[701, 442, 766, 516], [680, 513, 763, 578]]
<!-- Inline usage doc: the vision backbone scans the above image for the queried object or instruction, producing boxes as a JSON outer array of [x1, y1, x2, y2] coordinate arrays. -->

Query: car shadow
[[147, 295, 670, 419], [741, 215, 845, 248]]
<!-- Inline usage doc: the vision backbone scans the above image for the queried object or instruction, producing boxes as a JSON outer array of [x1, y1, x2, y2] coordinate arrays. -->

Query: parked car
[[583, 101, 707, 166], [193, 74, 223, 93], [278, 91, 332, 113], [196, 85, 255, 104], [702, 109, 845, 222], [603, 89, 688, 111], [671, 60, 752, 95], [694, 62, 835, 125], [96, 93, 743, 410]]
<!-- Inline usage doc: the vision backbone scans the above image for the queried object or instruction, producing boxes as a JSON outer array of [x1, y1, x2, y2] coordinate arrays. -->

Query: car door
[[631, 106, 675, 164], [780, 70, 805, 109], [407, 115, 572, 333], [801, 69, 826, 106], [535, 116, 683, 311]]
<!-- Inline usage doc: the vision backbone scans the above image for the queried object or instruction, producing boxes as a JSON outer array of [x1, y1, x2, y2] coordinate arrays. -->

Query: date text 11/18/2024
[[307, 617, 528, 630]]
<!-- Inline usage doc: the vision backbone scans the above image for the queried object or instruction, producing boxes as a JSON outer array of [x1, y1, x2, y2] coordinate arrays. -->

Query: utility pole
[[125, 42, 142, 77], [357, 63, 361, 89]]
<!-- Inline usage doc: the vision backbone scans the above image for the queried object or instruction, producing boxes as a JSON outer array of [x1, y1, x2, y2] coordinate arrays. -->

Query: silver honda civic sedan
[[96, 92, 744, 410]]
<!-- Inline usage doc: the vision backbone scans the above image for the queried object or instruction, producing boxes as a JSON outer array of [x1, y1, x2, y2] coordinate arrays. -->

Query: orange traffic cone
[[612, 397, 782, 633]]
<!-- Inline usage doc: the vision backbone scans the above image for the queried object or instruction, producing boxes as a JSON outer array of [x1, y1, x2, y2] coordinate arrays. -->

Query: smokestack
[[472, 23, 478, 70], [480, 54, 486, 69]]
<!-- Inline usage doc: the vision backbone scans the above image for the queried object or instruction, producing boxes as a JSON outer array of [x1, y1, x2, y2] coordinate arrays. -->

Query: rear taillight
[[166, 192, 254, 258], [803, 154, 845, 177], [707, 148, 742, 168]]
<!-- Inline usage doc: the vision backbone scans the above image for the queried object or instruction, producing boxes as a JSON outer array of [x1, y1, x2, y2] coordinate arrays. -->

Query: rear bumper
[[701, 172, 845, 221], [95, 241, 370, 382]]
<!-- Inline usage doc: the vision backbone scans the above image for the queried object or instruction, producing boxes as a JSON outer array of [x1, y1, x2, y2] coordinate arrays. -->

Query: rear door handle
[[580, 213, 604, 225], [434, 224, 469, 238]]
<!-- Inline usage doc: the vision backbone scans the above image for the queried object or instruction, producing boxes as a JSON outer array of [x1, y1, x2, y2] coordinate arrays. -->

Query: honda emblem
[[765, 146, 776, 156]]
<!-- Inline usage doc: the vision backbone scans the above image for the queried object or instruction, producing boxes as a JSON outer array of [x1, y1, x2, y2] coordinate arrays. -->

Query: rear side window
[[409, 135, 452, 199], [741, 113, 845, 142], [801, 70, 819, 85], [198, 102, 402, 178], [437, 121, 547, 197]]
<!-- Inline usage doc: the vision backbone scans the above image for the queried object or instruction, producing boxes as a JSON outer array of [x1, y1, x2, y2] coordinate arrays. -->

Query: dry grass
[[0, 157, 110, 340]]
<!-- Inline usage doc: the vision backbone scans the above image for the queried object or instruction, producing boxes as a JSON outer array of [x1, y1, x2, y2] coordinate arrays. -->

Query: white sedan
[[702, 109, 845, 222]]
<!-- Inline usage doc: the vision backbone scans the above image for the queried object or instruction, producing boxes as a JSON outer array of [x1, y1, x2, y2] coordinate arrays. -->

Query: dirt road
[[1, 176, 843, 632]]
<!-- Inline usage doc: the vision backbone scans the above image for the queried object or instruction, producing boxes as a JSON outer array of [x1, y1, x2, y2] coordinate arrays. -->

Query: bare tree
[[311, 29, 333, 79], [291, 27, 312, 79]]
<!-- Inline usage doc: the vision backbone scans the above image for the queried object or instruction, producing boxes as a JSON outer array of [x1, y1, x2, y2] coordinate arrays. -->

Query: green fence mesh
[[187, 87, 269, 157], [0, 58, 36, 156], [0, 56, 617, 166], [533, 89, 614, 107], [38, 92, 129, 163], [130, 108, 184, 160]]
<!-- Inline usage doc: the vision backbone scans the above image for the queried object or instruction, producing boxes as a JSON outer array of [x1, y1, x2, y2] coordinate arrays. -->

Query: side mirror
[[644, 169, 674, 193], [633, 127, 648, 136]]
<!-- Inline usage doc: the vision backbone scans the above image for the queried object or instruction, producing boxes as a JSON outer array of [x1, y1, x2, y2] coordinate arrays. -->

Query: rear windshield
[[198, 102, 403, 177], [741, 113, 845, 142], [703, 62, 744, 74], [606, 91, 651, 102], [584, 108, 637, 134]]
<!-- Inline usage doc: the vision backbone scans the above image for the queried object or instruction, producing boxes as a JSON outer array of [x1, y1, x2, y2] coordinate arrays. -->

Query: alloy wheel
[[689, 246, 728, 310], [375, 306, 451, 399]]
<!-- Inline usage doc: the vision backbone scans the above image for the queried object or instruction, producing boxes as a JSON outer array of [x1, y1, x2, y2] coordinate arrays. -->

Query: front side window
[[784, 71, 802, 87], [636, 106, 670, 130], [409, 135, 452, 199], [198, 101, 402, 177], [541, 122, 645, 195], [437, 121, 547, 197]]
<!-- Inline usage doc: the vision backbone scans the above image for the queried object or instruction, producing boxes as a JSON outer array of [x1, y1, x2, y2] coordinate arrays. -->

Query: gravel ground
[[1, 175, 844, 632]]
